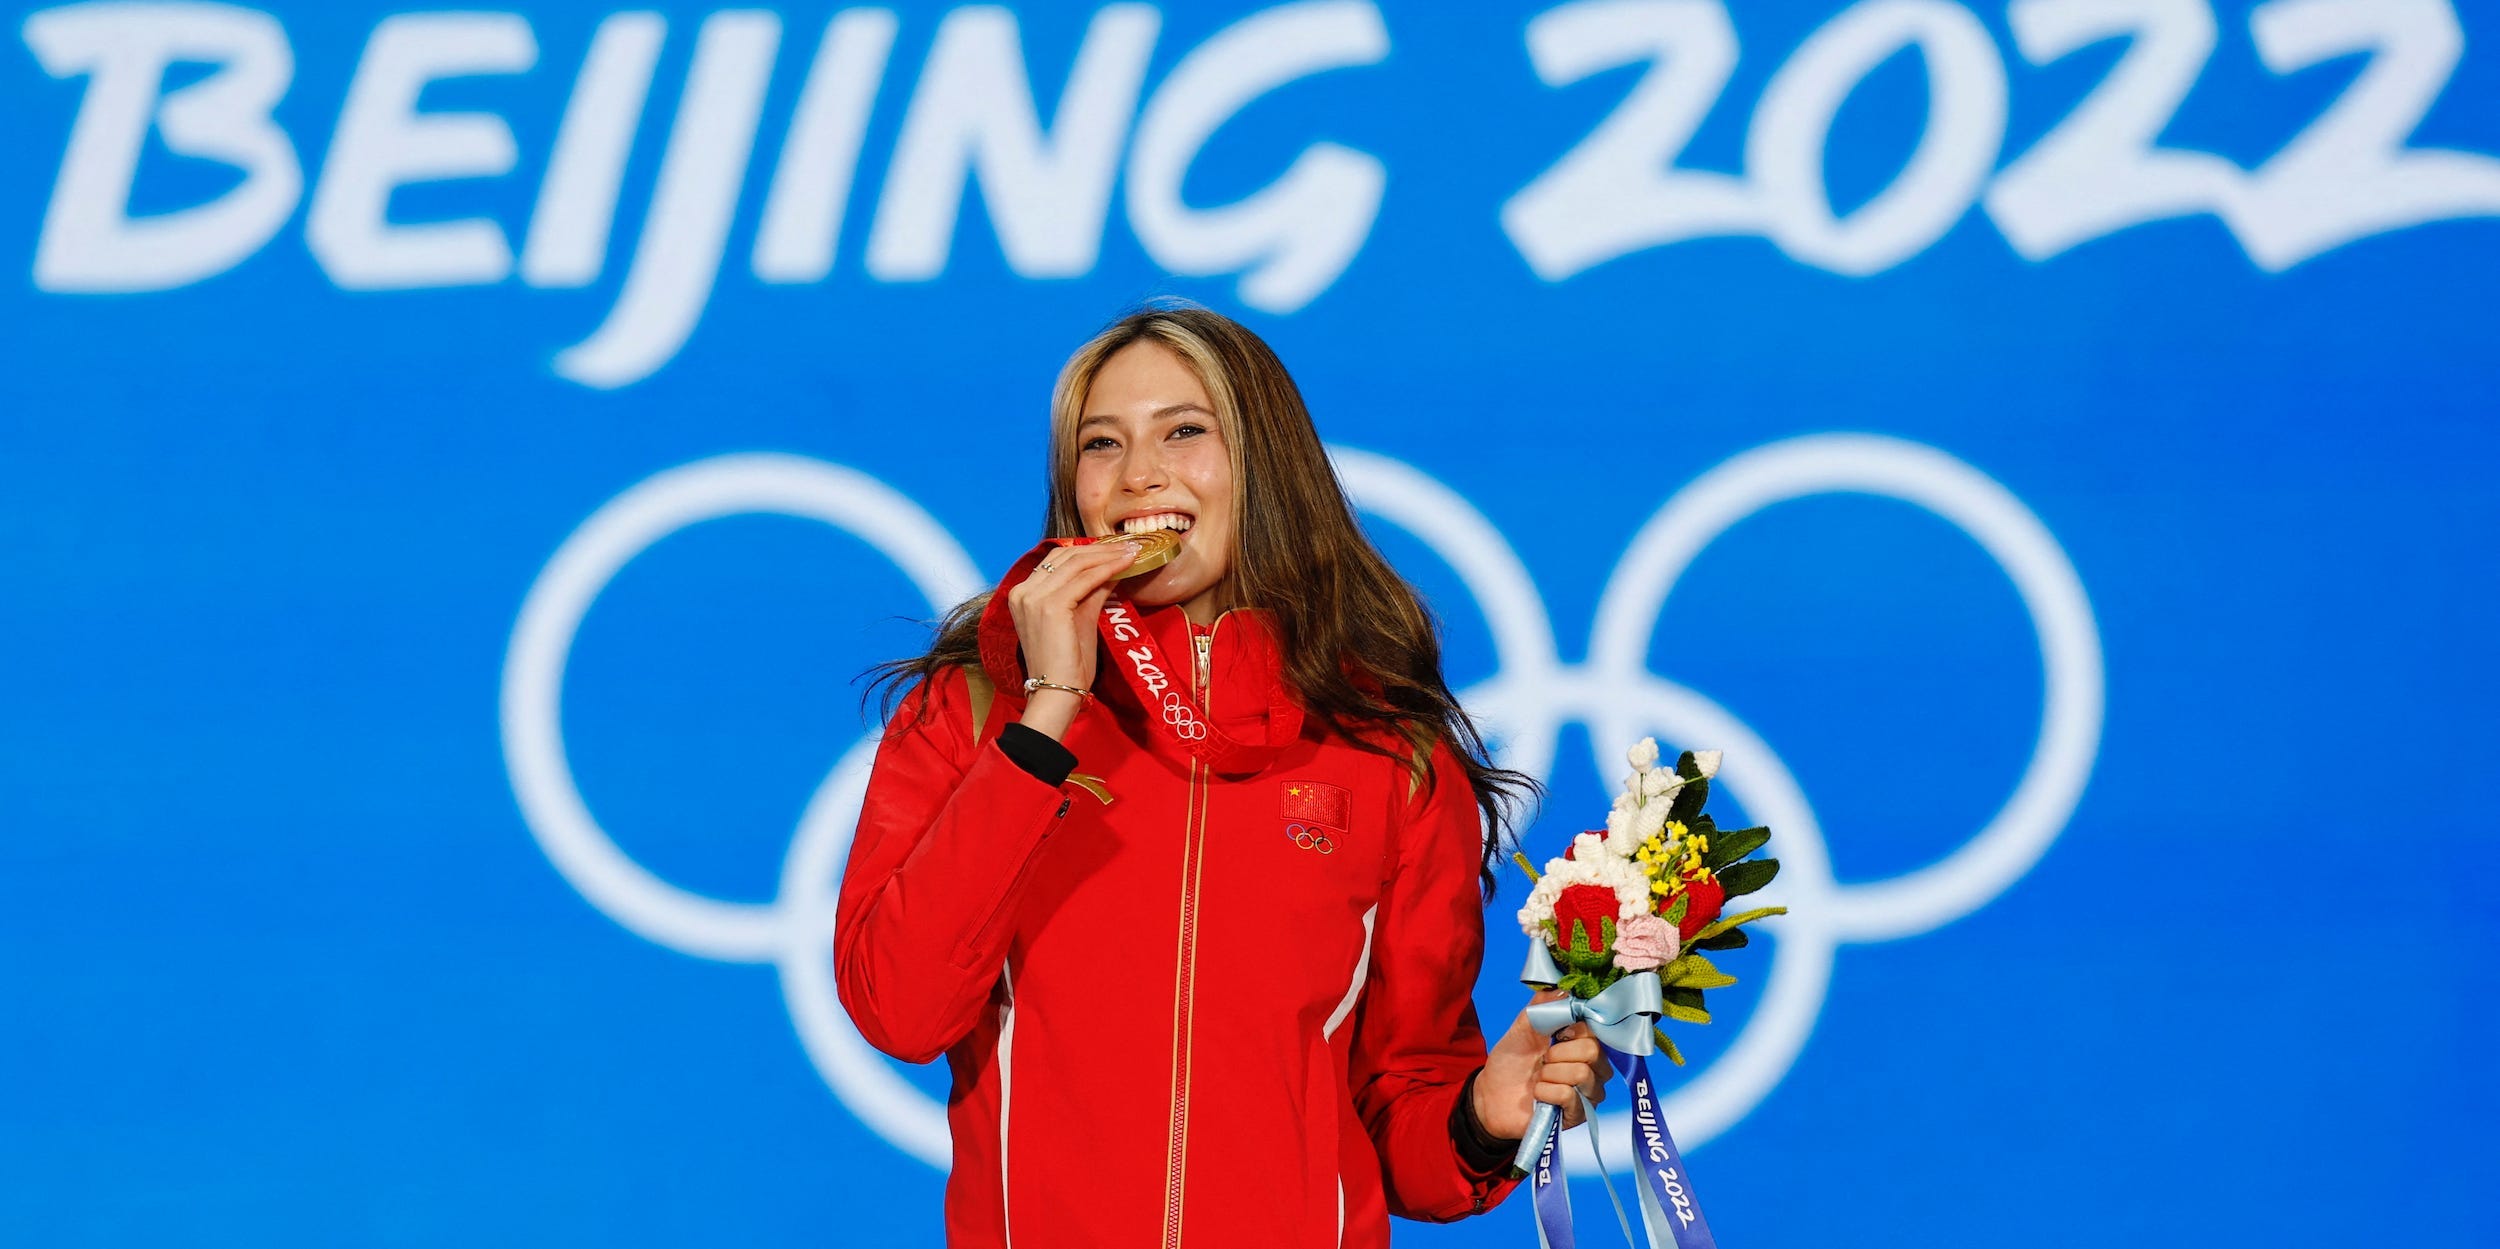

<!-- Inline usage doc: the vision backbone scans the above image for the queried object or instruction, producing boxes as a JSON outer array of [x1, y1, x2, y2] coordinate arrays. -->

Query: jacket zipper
[[1160, 625, 1218, 1249]]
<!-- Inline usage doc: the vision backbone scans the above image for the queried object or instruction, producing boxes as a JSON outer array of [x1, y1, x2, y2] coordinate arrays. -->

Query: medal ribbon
[[979, 538, 1301, 772]]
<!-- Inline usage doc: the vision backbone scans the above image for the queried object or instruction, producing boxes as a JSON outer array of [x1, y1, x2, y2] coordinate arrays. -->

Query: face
[[1073, 340, 1237, 623]]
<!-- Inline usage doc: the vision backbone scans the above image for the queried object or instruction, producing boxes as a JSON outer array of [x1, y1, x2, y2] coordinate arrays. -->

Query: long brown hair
[[871, 301, 1537, 895]]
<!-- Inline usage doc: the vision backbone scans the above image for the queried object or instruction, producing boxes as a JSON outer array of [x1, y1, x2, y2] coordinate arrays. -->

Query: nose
[[1118, 436, 1167, 496]]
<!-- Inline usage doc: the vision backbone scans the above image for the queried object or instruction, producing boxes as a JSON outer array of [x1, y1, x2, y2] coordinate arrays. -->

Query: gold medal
[[1102, 528, 1181, 575]]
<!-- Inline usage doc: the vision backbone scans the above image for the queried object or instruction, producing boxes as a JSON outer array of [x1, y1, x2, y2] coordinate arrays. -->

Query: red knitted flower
[[1553, 883, 1619, 955], [1664, 875, 1726, 941]]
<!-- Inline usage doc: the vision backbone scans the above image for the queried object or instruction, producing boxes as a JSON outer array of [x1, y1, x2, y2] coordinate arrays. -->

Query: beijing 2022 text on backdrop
[[3, 0, 2494, 1244]]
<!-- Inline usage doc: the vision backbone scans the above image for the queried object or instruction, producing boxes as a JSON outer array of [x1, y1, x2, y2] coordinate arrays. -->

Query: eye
[[1170, 422, 1209, 440], [1081, 434, 1119, 452]]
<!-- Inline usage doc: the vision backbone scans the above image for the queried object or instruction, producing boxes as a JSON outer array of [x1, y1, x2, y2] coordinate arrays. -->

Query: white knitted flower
[[1627, 737, 1660, 771], [1518, 840, 1654, 936], [1635, 802, 1670, 841], [1640, 768, 1680, 799], [1689, 750, 1722, 779]]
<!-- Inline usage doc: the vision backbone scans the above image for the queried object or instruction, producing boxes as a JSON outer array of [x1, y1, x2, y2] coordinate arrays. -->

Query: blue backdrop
[[5, 0, 2494, 1244]]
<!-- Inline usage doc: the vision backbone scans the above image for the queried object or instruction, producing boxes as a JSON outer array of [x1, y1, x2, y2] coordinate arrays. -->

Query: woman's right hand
[[1007, 541, 1139, 741]]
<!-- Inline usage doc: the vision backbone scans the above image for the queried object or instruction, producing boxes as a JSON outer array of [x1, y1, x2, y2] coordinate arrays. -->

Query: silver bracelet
[[1022, 676, 1093, 701]]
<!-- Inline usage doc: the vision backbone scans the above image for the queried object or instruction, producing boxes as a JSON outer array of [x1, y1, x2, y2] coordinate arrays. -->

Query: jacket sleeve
[[1346, 738, 1525, 1221], [834, 668, 1074, 1064]]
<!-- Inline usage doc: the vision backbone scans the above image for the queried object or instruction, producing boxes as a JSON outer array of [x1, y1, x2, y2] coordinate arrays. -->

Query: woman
[[837, 304, 1609, 1247]]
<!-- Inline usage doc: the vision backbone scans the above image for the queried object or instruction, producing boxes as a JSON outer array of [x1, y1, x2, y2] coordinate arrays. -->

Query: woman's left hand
[[1473, 989, 1613, 1140]]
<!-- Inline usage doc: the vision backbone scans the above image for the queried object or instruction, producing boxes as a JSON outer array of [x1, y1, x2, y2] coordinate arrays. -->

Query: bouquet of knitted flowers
[[1514, 740, 1785, 1066]]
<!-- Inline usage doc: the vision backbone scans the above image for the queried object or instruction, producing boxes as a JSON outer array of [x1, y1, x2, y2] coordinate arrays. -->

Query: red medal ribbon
[[978, 538, 1301, 772]]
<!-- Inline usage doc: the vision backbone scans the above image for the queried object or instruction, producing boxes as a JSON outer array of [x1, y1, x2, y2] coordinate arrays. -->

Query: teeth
[[1120, 513, 1192, 534]]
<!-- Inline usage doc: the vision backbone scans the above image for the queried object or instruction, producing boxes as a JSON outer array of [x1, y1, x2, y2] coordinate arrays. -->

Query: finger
[[1547, 1038, 1603, 1064], [1538, 1061, 1592, 1090], [1544, 1062, 1607, 1107], [1077, 584, 1112, 621], [1580, 1067, 1607, 1105], [1546, 1084, 1587, 1129], [1518, 988, 1565, 1038], [1037, 545, 1137, 598], [1069, 549, 1144, 594]]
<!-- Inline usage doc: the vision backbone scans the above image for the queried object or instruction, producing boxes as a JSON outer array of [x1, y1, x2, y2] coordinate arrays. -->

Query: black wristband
[[995, 722, 1078, 788], [1450, 1066, 1521, 1174]]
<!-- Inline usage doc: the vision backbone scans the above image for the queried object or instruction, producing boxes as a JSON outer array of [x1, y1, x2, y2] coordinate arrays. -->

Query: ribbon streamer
[[1512, 939, 1720, 1249], [1622, 1047, 1718, 1249]]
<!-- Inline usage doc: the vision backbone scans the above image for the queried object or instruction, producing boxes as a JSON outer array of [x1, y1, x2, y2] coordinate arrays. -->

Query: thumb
[[1499, 988, 1564, 1050]]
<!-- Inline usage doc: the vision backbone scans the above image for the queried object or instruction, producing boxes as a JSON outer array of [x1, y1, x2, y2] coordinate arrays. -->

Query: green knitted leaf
[[1662, 953, 1738, 990], [1662, 894, 1690, 928], [1669, 769, 1710, 824], [1662, 984, 1712, 1025], [1685, 813, 1718, 839], [1560, 920, 1612, 973], [1557, 971, 1606, 999], [1693, 927, 1749, 951], [1717, 857, 1780, 898], [1704, 827, 1770, 869], [1653, 1026, 1686, 1067], [1690, 906, 1788, 942]]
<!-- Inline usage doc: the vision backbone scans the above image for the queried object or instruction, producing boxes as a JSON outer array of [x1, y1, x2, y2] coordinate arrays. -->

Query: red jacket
[[835, 591, 1521, 1247]]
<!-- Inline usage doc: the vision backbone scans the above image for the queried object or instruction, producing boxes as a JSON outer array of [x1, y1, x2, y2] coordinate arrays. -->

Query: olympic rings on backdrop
[[500, 434, 2105, 1174]]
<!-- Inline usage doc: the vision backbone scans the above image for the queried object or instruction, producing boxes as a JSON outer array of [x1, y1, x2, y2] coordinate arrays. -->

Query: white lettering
[[867, 5, 1160, 281], [1124, 645, 1169, 697], [1501, 0, 1752, 282], [1748, 0, 2007, 275], [307, 12, 535, 289], [1984, 0, 2243, 261], [1125, 0, 1388, 312], [553, 9, 781, 389], [521, 10, 666, 288], [25, 1, 301, 292], [752, 8, 898, 283], [2233, 0, 2500, 270]]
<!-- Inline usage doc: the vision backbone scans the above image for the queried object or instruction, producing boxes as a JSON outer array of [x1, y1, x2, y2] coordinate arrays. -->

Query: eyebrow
[[1078, 403, 1212, 430]]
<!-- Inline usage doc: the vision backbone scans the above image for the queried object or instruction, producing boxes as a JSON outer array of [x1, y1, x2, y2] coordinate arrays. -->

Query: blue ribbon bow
[[1521, 972, 1664, 1059]]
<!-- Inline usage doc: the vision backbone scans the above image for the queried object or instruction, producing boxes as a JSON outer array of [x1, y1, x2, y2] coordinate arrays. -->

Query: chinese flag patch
[[1279, 780, 1351, 830]]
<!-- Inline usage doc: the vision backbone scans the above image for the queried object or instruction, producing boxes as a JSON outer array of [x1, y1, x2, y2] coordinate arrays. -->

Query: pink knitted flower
[[1612, 912, 1680, 971]]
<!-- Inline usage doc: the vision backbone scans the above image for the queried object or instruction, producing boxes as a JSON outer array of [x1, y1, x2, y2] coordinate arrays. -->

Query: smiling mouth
[[1116, 511, 1194, 535]]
